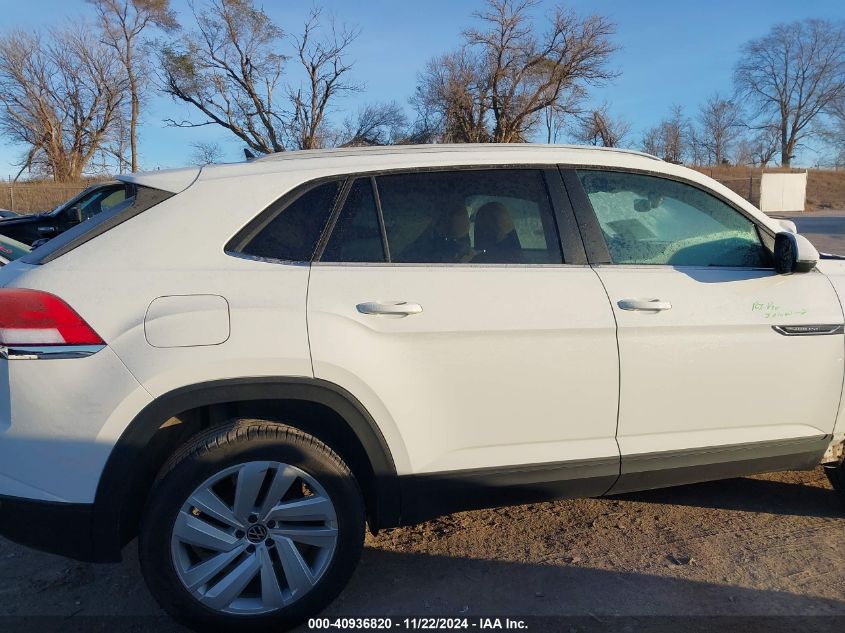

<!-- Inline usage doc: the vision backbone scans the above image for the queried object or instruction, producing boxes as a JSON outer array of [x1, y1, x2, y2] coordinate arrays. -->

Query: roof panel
[[116, 166, 201, 193]]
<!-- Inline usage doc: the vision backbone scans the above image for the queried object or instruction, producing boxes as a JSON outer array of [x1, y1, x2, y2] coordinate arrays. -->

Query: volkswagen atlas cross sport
[[1, 144, 845, 630]]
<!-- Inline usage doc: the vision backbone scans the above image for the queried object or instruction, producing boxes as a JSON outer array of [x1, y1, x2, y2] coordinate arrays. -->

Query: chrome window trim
[[0, 344, 105, 360], [222, 250, 310, 266], [310, 261, 592, 269], [590, 263, 781, 272]]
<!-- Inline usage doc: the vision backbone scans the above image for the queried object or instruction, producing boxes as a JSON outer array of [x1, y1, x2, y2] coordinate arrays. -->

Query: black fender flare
[[90, 377, 400, 560]]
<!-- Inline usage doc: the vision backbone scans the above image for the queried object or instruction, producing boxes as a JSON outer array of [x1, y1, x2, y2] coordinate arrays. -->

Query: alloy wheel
[[170, 460, 338, 615]]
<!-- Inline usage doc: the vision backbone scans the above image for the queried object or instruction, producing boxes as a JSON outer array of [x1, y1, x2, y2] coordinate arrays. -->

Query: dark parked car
[[0, 181, 130, 245]]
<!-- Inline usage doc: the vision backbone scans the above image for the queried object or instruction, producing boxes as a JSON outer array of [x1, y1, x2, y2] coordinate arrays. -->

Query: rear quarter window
[[227, 180, 342, 262]]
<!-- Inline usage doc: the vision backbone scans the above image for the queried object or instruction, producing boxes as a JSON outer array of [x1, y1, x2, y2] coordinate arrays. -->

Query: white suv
[[1, 144, 844, 629]]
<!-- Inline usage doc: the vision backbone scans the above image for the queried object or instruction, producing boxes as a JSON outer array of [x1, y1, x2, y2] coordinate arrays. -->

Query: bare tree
[[816, 100, 845, 167], [575, 104, 630, 147], [733, 127, 780, 167], [686, 126, 708, 166], [90, 0, 178, 172], [697, 93, 743, 165], [734, 19, 845, 167], [0, 28, 126, 181], [641, 126, 661, 158], [543, 103, 566, 143], [189, 140, 225, 164], [467, 0, 617, 142], [734, 130, 779, 168], [641, 105, 689, 163], [399, 118, 444, 145], [413, 49, 491, 143], [664, 105, 689, 164], [749, 126, 780, 167], [543, 87, 582, 143], [339, 101, 408, 147], [414, 0, 616, 143], [100, 113, 133, 172], [159, 0, 287, 153], [287, 8, 360, 150], [733, 137, 755, 167]]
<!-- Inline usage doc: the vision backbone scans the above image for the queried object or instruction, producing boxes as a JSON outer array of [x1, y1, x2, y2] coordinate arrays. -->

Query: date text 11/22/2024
[[307, 618, 529, 630]]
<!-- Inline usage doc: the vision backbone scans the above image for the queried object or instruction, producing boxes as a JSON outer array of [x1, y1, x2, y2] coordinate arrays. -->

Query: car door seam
[[589, 264, 623, 493], [305, 262, 317, 378], [820, 271, 845, 436]]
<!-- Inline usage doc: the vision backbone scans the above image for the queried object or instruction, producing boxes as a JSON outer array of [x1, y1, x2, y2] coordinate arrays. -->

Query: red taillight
[[0, 289, 104, 346]]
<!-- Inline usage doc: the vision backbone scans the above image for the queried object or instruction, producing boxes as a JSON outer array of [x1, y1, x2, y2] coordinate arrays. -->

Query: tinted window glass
[[98, 188, 128, 211], [77, 187, 127, 221], [323, 179, 385, 262], [240, 181, 340, 262], [578, 170, 771, 268], [376, 170, 562, 264], [0, 234, 30, 261]]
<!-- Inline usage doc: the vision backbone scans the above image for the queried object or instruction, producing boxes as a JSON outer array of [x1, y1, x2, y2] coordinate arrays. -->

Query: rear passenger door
[[307, 168, 620, 494]]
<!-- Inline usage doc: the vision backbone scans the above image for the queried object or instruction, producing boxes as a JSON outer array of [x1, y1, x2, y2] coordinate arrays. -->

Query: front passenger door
[[571, 169, 844, 493]]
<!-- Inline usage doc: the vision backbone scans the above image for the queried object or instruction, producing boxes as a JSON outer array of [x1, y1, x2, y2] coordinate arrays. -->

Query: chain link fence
[[711, 175, 761, 207], [696, 167, 769, 207], [0, 182, 92, 215], [698, 167, 812, 209]]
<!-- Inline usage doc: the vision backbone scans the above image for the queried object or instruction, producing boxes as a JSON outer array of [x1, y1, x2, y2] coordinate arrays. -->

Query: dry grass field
[[2, 166, 844, 216], [806, 170, 845, 211], [0, 179, 101, 214], [695, 165, 845, 211]]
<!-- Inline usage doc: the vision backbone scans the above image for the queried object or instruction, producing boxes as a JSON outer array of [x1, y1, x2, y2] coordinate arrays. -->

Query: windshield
[[48, 184, 127, 218], [0, 234, 31, 262]]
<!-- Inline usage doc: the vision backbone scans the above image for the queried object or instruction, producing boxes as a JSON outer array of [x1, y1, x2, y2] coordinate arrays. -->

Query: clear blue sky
[[1, 0, 844, 177]]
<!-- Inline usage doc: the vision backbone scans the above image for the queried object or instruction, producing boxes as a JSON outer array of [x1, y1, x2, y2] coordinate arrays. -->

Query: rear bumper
[[0, 346, 153, 505], [0, 494, 116, 562]]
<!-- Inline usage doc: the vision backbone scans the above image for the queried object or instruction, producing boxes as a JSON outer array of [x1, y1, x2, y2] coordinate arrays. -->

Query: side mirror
[[66, 205, 82, 224], [774, 231, 818, 274], [776, 219, 797, 234]]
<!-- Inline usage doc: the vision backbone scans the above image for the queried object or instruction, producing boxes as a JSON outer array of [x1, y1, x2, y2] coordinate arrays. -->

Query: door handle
[[618, 298, 672, 312], [356, 301, 423, 316]]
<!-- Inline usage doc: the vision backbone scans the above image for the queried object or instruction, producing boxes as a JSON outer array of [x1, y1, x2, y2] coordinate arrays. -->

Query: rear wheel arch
[[91, 377, 400, 561]]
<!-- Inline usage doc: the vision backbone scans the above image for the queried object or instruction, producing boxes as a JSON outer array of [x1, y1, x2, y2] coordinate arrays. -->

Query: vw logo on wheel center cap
[[246, 524, 268, 543]]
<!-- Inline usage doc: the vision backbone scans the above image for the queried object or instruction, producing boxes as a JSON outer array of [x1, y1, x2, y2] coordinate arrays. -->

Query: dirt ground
[[1, 468, 842, 631]]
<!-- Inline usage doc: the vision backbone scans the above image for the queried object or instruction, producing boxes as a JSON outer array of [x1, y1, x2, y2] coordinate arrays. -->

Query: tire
[[825, 462, 845, 496], [139, 419, 365, 632]]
